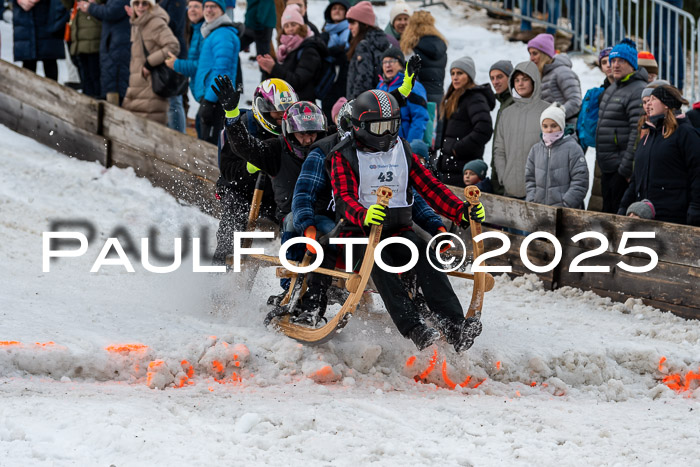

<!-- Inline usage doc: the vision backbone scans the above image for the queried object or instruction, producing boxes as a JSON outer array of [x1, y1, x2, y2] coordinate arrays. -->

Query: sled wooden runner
[[465, 186, 486, 318], [269, 186, 394, 344]]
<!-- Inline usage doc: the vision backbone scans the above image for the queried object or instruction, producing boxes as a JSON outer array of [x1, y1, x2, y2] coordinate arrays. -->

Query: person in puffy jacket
[[434, 56, 495, 187], [194, 0, 239, 143], [376, 47, 429, 144], [618, 85, 700, 226], [595, 38, 648, 214], [14, 0, 69, 81], [525, 103, 589, 209], [493, 60, 550, 199], [121, 0, 180, 123], [84, 0, 131, 101], [257, 4, 323, 102], [63, 0, 101, 97], [167, 0, 203, 98], [345, 1, 391, 100], [527, 33, 581, 125], [399, 10, 446, 104]]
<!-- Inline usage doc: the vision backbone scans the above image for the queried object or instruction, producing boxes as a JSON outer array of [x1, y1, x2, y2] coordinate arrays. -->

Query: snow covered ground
[[1, 2, 699, 465]]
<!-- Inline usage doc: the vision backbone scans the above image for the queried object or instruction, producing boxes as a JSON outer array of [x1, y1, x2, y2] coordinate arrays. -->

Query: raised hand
[[211, 75, 240, 113]]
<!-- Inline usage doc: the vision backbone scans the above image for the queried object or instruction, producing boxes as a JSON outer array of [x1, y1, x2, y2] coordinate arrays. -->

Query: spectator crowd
[[7, 0, 700, 228]]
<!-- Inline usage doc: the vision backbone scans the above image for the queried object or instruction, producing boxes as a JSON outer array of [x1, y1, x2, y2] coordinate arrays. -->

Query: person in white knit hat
[[525, 103, 589, 209], [384, 0, 412, 43]]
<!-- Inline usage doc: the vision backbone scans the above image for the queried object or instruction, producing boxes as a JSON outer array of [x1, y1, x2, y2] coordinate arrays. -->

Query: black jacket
[[619, 117, 700, 226], [436, 84, 496, 186], [413, 35, 447, 101], [595, 67, 648, 178], [269, 35, 325, 102]]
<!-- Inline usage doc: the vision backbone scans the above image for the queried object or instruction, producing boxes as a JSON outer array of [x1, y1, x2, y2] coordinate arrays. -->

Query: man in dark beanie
[[376, 47, 430, 143], [595, 38, 648, 214], [489, 59, 513, 196]]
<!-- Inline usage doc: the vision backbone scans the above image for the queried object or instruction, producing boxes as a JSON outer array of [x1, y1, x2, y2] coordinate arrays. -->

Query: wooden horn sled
[[226, 185, 493, 345]]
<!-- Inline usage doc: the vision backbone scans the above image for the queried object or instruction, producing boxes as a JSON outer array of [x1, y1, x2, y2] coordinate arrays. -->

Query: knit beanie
[[489, 60, 513, 78], [637, 51, 658, 75], [450, 56, 476, 83], [381, 47, 405, 67], [527, 33, 555, 58], [598, 46, 613, 62], [651, 85, 688, 110], [389, 0, 412, 25], [410, 139, 429, 160], [641, 79, 670, 99], [281, 4, 304, 27], [626, 199, 655, 219], [203, 0, 225, 12], [463, 160, 488, 180], [346, 1, 375, 26], [609, 38, 638, 70], [331, 97, 348, 124], [540, 103, 566, 131]]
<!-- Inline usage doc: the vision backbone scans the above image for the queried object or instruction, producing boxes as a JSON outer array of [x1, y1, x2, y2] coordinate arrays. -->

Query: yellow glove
[[363, 204, 386, 226], [398, 55, 421, 97], [246, 162, 260, 174]]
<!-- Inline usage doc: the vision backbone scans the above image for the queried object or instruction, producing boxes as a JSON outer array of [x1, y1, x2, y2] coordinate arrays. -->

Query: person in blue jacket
[[166, 0, 204, 135], [13, 0, 69, 81], [376, 47, 429, 144], [194, 0, 240, 143], [82, 0, 131, 101]]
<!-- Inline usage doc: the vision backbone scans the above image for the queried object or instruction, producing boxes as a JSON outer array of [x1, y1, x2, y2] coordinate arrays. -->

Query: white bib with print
[[356, 142, 412, 209]]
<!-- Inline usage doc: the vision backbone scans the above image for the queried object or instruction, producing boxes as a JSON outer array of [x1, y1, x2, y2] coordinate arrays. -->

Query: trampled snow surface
[[2, 2, 700, 465]]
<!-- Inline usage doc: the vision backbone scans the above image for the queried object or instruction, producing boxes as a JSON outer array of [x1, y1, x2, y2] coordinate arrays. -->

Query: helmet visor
[[286, 113, 326, 133], [367, 118, 401, 136]]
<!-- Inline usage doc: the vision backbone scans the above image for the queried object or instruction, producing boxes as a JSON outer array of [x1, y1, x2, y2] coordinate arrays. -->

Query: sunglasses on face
[[132, 1, 149, 6]]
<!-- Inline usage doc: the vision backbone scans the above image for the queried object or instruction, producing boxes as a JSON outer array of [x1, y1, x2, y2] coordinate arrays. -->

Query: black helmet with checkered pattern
[[351, 90, 401, 152]]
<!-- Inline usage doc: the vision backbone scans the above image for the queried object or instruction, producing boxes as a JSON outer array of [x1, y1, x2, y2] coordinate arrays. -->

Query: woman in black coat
[[257, 4, 323, 102], [619, 85, 700, 226], [12, 0, 68, 80], [434, 56, 495, 187], [399, 10, 447, 104]]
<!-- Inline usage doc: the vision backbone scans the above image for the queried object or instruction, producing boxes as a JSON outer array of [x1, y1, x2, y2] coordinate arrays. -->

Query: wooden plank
[[102, 103, 219, 182], [557, 245, 699, 309], [0, 59, 99, 133], [111, 143, 219, 216], [0, 92, 108, 165], [446, 186, 558, 233], [574, 287, 700, 321], [560, 207, 700, 268]]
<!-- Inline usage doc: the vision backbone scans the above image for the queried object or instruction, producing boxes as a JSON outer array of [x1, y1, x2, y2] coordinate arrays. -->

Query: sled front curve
[[271, 186, 393, 345]]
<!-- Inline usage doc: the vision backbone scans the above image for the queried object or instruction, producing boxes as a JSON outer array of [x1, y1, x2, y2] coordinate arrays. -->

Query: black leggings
[[23, 60, 58, 81]]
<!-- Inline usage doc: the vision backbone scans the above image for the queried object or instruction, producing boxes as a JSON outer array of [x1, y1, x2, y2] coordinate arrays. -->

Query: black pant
[[23, 59, 58, 81], [76, 53, 101, 98], [240, 27, 273, 56], [601, 171, 629, 214], [198, 101, 225, 145], [355, 230, 465, 337], [212, 183, 253, 266]]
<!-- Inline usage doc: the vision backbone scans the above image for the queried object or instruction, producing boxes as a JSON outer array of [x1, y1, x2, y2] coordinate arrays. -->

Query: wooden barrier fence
[[1, 59, 698, 319]]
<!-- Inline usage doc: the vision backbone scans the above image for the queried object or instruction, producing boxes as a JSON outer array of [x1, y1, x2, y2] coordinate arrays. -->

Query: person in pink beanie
[[345, 0, 391, 99], [527, 33, 581, 125]]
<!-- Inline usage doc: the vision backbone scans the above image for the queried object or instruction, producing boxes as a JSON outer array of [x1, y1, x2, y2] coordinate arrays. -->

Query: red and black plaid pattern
[[330, 151, 465, 229]]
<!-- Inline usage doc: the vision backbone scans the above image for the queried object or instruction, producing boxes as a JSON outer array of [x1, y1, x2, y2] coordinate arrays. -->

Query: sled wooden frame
[[230, 185, 492, 344]]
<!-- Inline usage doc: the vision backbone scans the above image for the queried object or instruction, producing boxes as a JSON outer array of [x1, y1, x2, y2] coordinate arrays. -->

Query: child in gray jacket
[[525, 103, 589, 209]]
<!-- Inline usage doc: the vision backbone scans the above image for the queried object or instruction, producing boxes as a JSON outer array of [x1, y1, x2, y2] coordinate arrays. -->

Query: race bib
[[357, 143, 411, 209]]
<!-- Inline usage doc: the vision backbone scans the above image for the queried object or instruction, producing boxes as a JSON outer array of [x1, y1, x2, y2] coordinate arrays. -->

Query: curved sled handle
[[375, 186, 393, 207], [464, 185, 485, 318]]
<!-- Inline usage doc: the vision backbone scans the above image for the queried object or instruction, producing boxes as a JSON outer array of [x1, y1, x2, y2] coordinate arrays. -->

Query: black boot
[[292, 283, 328, 327], [445, 317, 483, 353], [267, 290, 288, 307], [408, 323, 440, 351]]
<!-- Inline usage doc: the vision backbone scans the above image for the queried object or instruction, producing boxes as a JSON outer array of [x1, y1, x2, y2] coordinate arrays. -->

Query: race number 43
[[471, 231, 658, 274]]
